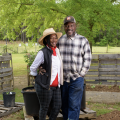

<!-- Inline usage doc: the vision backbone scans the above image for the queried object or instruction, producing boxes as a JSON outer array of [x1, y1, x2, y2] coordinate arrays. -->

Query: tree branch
[[50, 8, 67, 15]]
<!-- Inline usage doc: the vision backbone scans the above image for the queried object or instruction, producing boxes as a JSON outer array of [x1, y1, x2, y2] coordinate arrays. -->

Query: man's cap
[[64, 16, 76, 25]]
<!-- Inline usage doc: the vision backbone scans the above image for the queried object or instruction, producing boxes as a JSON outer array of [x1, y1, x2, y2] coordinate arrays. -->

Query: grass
[[12, 54, 27, 77], [87, 102, 120, 116], [92, 46, 120, 53]]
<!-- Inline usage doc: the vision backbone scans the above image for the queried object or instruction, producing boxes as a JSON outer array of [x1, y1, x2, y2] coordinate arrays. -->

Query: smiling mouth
[[67, 30, 73, 34], [68, 30, 72, 32], [52, 42, 56, 45]]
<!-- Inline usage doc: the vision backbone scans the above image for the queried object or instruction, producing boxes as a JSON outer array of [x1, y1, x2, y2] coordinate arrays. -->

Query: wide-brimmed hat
[[38, 28, 62, 45]]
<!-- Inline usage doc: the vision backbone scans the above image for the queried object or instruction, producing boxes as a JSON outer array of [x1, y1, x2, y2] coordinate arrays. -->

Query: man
[[57, 16, 92, 120]]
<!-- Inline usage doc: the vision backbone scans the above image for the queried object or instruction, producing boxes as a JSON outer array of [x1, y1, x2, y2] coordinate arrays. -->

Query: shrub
[[24, 52, 37, 66], [24, 45, 44, 66]]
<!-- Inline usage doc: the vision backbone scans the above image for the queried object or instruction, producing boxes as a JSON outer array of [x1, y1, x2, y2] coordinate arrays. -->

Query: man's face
[[64, 22, 76, 37]]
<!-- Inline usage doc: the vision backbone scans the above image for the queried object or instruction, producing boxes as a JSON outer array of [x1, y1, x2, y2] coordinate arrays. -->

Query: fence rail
[[85, 54, 120, 85]]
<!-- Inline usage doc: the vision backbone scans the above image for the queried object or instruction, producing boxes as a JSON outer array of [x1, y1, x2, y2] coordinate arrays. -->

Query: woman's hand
[[39, 66, 46, 75]]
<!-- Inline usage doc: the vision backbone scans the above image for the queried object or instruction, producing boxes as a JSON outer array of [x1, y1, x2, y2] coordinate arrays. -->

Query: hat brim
[[38, 32, 62, 45]]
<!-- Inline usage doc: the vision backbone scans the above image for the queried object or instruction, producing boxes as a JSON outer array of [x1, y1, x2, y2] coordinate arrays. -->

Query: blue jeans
[[61, 77, 84, 120]]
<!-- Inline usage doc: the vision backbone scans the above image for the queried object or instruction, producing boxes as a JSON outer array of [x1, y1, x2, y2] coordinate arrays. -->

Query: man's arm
[[80, 39, 92, 77]]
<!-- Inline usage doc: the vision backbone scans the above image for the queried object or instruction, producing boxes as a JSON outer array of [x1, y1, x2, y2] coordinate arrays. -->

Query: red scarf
[[47, 45, 57, 56]]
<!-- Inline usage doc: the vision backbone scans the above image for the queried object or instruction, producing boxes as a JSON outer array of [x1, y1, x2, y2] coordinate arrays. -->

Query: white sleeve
[[30, 51, 44, 76]]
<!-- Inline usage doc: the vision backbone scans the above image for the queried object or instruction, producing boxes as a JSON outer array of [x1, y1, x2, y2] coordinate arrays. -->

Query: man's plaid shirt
[[57, 33, 92, 82]]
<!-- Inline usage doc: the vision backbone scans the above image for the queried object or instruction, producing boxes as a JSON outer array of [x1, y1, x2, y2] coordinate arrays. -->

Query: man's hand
[[39, 66, 46, 75]]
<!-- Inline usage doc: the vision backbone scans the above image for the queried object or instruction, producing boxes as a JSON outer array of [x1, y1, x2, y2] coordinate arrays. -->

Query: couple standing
[[30, 16, 92, 120]]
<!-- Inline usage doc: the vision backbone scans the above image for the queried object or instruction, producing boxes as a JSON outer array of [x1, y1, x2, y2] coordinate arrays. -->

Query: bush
[[24, 46, 44, 66], [24, 52, 37, 66]]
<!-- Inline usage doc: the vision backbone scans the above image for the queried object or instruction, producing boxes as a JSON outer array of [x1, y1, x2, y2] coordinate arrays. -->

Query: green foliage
[[91, 85, 95, 89], [24, 52, 37, 66], [23, 41, 44, 66], [6, 92, 10, 95], [99, 36, 108, 46], [24, 44, 44, 66], [99, 82, 102, 85], [111, 38, 118, 46], [0, 0, 120, 44]]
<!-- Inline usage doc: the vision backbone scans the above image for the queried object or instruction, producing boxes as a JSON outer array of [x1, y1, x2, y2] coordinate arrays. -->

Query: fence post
[[115, 59, 117, 85]]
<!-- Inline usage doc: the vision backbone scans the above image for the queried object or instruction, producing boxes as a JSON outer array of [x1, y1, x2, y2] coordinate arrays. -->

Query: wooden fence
[[85, 54, 120, 85], [0, 53, 14, 93], [28, 54, 120, 86]]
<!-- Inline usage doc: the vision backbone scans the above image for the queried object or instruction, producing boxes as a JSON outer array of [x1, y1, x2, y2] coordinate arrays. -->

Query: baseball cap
[[64, 16, 76, 25]]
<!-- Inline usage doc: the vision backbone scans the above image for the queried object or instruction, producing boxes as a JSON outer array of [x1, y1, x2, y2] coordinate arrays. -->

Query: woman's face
[[49, 34, 58, 47]]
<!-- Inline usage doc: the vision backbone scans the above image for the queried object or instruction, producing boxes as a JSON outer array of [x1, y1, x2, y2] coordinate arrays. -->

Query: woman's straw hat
[[38, 28, 62, 45]]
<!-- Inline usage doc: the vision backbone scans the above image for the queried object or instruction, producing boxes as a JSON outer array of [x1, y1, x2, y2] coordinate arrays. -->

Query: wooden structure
[[0, 100, 24, 117], [23, 106, 96, 120], [0, 53, 14, 93], [85, 54, 120, 85], [27, 65, 35, 86]]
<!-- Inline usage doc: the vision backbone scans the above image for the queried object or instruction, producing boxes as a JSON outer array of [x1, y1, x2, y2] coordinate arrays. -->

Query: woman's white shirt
[[30, 51, 44, 76], [30, 50, 61, 87]]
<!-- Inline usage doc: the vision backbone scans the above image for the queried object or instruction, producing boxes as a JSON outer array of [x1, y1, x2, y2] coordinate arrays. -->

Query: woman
[[30, 28, 63, 120]]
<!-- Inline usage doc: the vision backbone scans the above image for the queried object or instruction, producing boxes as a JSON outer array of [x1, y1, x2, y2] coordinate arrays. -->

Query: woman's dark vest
[[35, 46, 53, 89]]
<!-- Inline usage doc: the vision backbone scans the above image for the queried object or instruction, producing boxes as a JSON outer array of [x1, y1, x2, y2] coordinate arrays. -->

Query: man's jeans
[[61, 77, 84, 120]]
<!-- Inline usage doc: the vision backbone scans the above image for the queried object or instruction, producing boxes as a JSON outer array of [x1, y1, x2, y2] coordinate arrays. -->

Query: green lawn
[[12, 54, 27, 77], [87, 102, 120, 116], [92, 46, 120, 53]]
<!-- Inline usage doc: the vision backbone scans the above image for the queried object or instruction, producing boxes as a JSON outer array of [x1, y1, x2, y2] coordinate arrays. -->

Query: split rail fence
[[0, 53, 14, 93], [85, 54, 120, 85]]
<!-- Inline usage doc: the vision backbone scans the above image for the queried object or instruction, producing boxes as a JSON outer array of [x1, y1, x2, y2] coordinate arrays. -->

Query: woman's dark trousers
[[35, 83, 61, 120]]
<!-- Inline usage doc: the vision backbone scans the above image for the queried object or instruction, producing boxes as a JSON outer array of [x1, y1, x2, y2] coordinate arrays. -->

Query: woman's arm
[[30, 51, 44, 76]]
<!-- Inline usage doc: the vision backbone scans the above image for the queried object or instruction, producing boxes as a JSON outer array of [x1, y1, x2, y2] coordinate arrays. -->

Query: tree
[[0, 0, 120, 44]]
